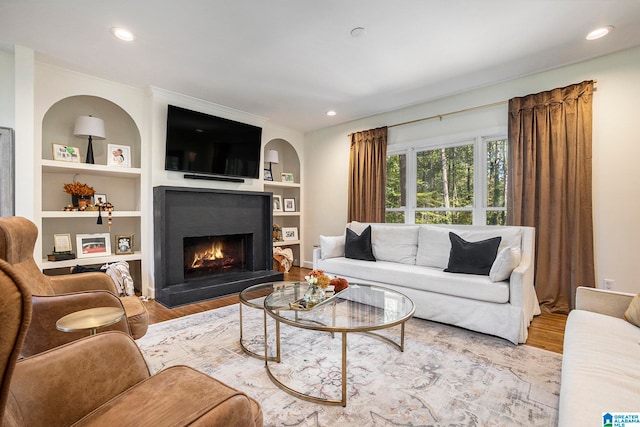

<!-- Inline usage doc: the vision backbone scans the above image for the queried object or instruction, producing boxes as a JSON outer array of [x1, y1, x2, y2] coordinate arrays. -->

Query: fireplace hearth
[[154, 186, 283, 307]]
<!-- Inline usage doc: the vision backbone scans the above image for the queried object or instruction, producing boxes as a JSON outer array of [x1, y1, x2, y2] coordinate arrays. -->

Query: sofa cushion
[[371, 225, 419, 265], [489, 246, 522, 282], [416, 225, 523, 270], [559, 310, 640, 427], [445, 233, 501, 275], [319, 234, 345, 259], [416, 226, 452, 269], [316, 256, 510, 303], [623, 293, 640, 328], [345, 226, 375, 261]]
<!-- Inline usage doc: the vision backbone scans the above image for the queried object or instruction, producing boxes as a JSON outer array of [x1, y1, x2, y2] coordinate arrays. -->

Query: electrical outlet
[[603, 279, 615, 290]]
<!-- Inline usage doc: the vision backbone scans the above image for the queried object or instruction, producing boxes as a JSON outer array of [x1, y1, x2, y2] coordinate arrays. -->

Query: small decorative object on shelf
[[272, 224, 282, 242], [282, 227, 298, 241], [283, 197, 296, 212], [48, 233, 75, 261], [281, 172, 294, 183], [52, 143, 81, 163], [303, 269, 331, 308], [107, 144, 131, 167], [115, 235, 134, 255]]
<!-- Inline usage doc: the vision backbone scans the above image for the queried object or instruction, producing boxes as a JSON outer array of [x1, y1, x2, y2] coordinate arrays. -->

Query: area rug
[[137, 303, 560, 426]]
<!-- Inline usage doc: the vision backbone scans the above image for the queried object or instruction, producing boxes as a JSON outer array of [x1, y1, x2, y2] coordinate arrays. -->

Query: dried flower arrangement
[[63, 181, 95, 196]]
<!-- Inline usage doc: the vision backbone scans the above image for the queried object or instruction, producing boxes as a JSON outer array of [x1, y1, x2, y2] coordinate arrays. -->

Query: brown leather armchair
[[0, 216, 148, 357], [0, 259, 263, 427]]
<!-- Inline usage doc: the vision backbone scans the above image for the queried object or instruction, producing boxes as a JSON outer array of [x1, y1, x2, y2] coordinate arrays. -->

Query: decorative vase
[[72, 195, 92, 209], [303, 283, 326, 308]]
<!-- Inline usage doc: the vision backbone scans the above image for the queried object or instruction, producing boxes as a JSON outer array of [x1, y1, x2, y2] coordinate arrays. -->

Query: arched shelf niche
[[264, 138, 302, 267]]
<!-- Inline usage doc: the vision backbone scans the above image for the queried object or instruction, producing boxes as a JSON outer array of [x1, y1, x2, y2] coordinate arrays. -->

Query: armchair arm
[[49, 271, 119, 295], [575, 286, 635, 318], [6, 332, 150, 427], [22, 291, 130, 357]]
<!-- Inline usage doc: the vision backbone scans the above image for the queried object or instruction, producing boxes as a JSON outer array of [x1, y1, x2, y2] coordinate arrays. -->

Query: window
[[386, 132, 508, 225]]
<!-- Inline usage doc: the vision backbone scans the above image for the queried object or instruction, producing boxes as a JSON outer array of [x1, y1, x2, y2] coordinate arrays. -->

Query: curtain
[[507, 80, 595, 313], [348, 126, 388, 223]]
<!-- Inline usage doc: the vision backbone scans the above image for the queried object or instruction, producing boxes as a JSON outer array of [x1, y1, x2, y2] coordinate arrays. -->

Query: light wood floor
[[144, 267, 567, 354]]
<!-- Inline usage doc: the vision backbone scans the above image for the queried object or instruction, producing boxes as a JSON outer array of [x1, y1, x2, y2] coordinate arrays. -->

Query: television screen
[[165, 105, 262, 179]]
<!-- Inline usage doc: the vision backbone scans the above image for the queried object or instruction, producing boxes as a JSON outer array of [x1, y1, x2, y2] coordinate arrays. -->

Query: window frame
[[386, 127, 507, 225]]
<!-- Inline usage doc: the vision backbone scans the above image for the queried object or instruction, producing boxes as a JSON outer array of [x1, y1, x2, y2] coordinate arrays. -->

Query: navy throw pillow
[[444, 232, 501, 275], [345, 226, 376, 261]]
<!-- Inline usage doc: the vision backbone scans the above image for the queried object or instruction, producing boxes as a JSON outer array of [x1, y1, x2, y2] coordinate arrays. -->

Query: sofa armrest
[[50, 271, 119, 295], [7, 332, 150, 427], [22, 292, 129, 357], [575, 286, 635, 319], [313, 247, 321, 269]]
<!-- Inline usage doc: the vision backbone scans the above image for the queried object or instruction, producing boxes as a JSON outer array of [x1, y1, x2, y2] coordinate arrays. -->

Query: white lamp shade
[[73, 116, 106, 139], [265, 149, 279, 164]]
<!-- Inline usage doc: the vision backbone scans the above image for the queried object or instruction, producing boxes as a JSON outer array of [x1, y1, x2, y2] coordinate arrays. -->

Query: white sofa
[[313, 222, 541, 344], [558, 287, 640, 427]]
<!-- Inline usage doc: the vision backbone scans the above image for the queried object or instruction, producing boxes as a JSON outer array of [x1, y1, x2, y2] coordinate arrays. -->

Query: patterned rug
[[137, 302, 560, 426]]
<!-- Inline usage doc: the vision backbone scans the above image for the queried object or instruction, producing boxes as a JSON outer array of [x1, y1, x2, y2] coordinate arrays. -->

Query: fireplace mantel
[[154, 186, 283, 307]]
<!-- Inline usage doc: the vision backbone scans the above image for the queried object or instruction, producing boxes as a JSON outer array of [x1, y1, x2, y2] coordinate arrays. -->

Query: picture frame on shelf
[[76, 233, 111, 258], [282, 227, 298, 241], [107, 144, 131, 167], [94, 193, 107, 206], [283, 197, 296, 212], [115, 235, 134, 255], [52, 144, 81, 163], [264, 169, 273, 181], [273, 195, 283, 212], [53, 233, 72, 253], [281, 172, 294, 183]]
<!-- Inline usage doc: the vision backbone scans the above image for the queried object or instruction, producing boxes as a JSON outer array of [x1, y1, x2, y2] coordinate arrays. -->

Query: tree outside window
[[385, 134, 508, 226]]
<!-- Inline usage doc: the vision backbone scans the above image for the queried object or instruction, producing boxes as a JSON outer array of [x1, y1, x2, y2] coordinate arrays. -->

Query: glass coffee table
[[239, 281, 297, 361], [263, 282, 415, 406]]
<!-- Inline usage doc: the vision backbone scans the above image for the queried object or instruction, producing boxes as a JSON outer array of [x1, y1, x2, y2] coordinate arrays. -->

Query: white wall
[[0, 50, 15, 128], [303, 46, 640, 294]]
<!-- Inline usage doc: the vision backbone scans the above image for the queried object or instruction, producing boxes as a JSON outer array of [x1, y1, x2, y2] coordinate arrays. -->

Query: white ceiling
[[2, 0, 640, 132]]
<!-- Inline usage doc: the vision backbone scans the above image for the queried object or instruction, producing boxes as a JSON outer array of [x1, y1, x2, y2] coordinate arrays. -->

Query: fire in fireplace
[[183, 234, 251, 279]]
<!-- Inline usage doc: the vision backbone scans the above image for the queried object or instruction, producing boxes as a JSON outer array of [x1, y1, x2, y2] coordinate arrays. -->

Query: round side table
[[56, 306, 125, 335]]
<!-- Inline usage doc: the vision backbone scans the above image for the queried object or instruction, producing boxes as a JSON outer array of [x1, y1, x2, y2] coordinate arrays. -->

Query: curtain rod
[[388, 100, 507, 129], [388, 80, 597, 129]]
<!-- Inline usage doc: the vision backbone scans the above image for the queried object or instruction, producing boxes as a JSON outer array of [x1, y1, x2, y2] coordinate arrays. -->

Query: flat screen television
[[165, 105, 262, 179]]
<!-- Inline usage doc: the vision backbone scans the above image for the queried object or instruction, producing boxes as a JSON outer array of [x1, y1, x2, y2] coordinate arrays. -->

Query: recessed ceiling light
[[111, 27, 135, 42], [350, 27, 366, 38], [326, 110, 337, 117], [586, 25, 613, 41]]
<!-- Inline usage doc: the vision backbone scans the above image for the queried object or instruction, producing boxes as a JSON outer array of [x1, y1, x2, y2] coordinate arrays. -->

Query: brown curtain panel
[[507, 80, 595, 313], [348, 126, 388, 223]]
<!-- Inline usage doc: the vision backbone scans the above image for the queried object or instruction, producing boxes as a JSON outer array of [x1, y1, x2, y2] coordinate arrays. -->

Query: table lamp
[[265, 149, 279, 176], [74, 116, 106, 164]]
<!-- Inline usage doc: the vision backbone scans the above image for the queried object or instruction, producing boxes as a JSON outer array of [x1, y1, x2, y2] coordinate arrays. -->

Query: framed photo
[[76, 233, 111, 258], [281, 172, 294, 183], [264, 169, 273, 181], [115, 235, 134, 255], [282, 227, 298, 241], [283, 197, 296, 212], [53, 233, 72, 253], [107, 144, 131, 167], [52, 143, 80, 163], [94, 193, 107, 206], [273, 195, 283, 212]]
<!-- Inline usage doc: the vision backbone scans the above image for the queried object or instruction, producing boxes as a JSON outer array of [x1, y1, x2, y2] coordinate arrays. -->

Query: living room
[[1, 1, 640, 426]]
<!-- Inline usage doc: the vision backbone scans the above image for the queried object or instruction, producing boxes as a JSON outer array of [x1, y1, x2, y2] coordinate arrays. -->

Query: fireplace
[[154, 186, 283, 307], [184, 233, 250, 279]]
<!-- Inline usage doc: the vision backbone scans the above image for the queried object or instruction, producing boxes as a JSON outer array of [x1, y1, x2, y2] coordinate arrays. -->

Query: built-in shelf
[[273, 240, 300, 247], [273, 211, 300, 217], [41, 210, 142, 218], [42, 159, 142, 178], [264, 180, 300, 188], [41, 251, 142, 269]]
